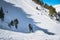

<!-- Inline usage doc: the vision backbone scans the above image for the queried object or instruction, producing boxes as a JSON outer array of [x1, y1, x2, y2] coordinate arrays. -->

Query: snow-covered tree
[[48, 6, 56, 17], [32, 0, 44, 6]]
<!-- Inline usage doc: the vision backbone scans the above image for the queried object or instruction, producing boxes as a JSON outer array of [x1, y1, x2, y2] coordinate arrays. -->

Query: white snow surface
[[0, 0, 60, 40], [53, 4, 60, 12]]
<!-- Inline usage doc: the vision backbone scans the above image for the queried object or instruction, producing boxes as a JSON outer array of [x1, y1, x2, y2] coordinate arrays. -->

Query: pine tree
[[48, 6, 56, 17], [44, 3, 49, 9], [32, 0, 44, 6]]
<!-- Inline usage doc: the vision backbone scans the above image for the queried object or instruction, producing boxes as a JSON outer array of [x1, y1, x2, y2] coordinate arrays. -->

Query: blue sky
[[42, 0, 60, 6]]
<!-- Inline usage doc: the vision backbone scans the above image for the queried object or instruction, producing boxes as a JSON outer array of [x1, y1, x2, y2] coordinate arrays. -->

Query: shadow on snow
[[0, 0, 55, 35]]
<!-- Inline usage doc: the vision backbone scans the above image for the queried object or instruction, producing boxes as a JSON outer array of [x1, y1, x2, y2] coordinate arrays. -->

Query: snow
[[0, 29, 60, 40], [53, 4, 60, 12], [0, 0, 60, 40]]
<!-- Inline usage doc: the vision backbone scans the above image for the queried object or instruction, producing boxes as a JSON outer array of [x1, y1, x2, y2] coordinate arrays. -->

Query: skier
[[14, 19, 19, 29], [29, 24, 33, 32], [0, 7, 4, 21], [8, 20, 14, 28]]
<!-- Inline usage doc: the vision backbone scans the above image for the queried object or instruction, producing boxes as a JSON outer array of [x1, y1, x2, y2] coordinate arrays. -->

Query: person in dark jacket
[[0, 7, 4, 21], [29, 24, 33, 32], [14, 19, 19, 29], [8, 20, 14, 28]]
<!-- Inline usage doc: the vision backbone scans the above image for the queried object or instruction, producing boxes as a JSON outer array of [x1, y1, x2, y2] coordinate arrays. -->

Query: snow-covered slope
[[53, 4, 60, 12], [0, 29, 60, 40], [0, 0, 60, 40]]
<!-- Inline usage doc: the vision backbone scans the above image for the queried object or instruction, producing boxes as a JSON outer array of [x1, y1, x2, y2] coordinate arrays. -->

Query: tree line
[[32, 0, 60, 21]]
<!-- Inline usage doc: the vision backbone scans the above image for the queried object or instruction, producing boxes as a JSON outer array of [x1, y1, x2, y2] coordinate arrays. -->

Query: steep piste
[[0, 0, 60, 40], [0, 0, 60, 37]]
